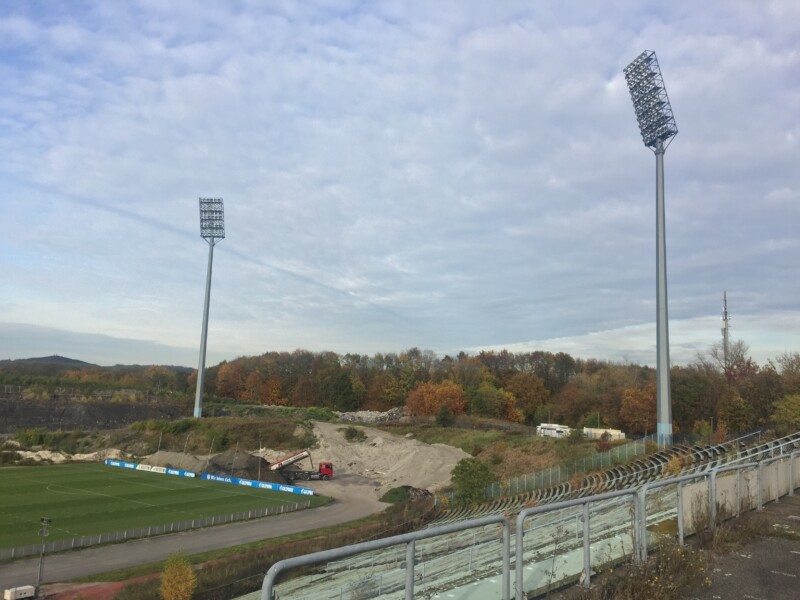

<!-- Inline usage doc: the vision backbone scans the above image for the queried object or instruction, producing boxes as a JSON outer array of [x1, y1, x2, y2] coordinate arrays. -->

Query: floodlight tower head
[[624, 50, 678, 151], [199, 198, 225, 243]]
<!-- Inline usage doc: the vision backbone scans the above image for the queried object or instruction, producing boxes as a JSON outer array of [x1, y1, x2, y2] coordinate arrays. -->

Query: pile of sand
[[310, 421, 469, 497], [73, 448, 130, 462], [17, 450, 70, 463]]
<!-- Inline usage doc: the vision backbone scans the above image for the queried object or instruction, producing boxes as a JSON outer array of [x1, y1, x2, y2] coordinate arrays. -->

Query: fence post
[[405, 539, 415, 600], [581, 503, 591, 587], [677, 481, 684, 545], [709, 473, 717, 529]]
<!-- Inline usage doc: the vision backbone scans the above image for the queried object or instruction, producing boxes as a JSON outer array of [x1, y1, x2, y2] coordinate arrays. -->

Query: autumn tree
[[618, 384, 656, 435], [215, 362, 246, 400], [262, 375, 284, 405], [451, 458, 494, 506], [243, 371, 263, 404], [672, 364, 725, 432], [717, 391, 754, 434], [160, 554, 196, 600], [771, 394, 800, 435], [505, 372, 550, 425], [469, 382, 512, 418], [405, 381, 466, 417], [777, 352, 800, 395]]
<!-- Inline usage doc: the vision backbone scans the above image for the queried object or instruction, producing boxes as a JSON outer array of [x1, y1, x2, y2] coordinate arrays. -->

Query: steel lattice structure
[[624, 50, 678, 150], [199, 198, 225, 240]]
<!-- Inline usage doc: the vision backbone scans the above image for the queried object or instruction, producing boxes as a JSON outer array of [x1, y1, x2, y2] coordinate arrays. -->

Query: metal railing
[[0, 501, 309, 561], [436, 439, 646, 507], [260, 514, 511, 600], [258, 436, 800, 600]]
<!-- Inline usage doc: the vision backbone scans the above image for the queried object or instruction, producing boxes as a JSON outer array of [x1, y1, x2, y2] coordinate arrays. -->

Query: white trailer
[[582, 427, 626, 440], [536, 423, 571, 438]]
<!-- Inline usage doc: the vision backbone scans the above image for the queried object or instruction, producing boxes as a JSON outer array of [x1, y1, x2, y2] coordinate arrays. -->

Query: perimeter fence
[[436, 439, 646, 506], [0, 500, 309, 560]]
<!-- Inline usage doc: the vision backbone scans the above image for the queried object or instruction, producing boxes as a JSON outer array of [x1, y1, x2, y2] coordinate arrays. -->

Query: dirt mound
[[141, 450, 206, 472], [311, 421, 470, 498], [205, 449, 285, 483], [17, 449, 70, 463]]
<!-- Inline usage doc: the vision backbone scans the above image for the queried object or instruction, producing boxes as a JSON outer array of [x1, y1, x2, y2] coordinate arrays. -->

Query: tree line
[[3, 344, 799, 437], [201, 344, 800, 437]]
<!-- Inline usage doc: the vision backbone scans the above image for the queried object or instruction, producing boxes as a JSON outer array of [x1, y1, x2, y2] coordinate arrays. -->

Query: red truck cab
[[318, 462, 334, 480]]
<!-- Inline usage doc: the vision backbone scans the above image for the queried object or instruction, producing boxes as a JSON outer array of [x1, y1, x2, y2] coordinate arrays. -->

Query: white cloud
[[0, 1, 798, 366]]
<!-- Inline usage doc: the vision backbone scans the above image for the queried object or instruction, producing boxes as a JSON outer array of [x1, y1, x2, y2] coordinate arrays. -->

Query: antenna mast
[[721, 291, 730, 376]]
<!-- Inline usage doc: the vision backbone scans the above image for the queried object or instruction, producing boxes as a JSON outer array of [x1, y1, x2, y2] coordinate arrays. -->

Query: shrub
[[160, 554, 196, 600], [380, 487, 410, 503], [435, 404, 455, 427], [305, 406, 336, 422], [0, 451, 21, 465], [15, 428, 47, 447], [341, 426, 367, 443], [451, 458, 494, 506]]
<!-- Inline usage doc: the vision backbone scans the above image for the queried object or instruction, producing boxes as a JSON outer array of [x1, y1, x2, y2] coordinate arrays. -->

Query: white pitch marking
[[769, 570, 797, 578]]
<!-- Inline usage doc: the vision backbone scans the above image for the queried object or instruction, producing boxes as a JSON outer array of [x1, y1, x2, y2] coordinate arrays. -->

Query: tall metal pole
[[722, 291, 730, 383], [624, 50, 678, 448], [194, 198, 225, 419], [655, 139, 672, 446], [35, 517, 51, 598], [194, 239, 216, 418]]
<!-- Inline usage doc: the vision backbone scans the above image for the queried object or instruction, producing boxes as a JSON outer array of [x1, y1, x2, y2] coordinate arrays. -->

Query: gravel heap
[[335, 407, 405, 424], [205, 449, 286, 483]]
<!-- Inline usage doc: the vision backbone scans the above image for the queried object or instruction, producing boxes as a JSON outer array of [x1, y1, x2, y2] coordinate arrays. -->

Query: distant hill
[[12, 355, 98, 367]]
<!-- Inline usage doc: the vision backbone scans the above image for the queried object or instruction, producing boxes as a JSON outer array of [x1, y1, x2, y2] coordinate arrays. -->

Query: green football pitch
[[0, 463, 323, 549]]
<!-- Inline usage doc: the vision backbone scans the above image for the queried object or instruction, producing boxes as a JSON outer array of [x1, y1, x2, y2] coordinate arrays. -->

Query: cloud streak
[[1, 1, 798, 366]]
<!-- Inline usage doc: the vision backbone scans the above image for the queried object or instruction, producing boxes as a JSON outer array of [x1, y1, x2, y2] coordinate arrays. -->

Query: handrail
[[261, 514, 511, 600], [515, 489, 640, 599]]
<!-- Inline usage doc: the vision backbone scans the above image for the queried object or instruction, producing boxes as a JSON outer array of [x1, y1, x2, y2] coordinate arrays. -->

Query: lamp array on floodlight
[[623, 50, 678, 150], [200, 198, 226, 241]]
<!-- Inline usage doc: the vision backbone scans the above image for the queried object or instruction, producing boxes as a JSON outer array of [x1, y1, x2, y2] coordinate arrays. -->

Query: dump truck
[[269, 449, 334, 481]]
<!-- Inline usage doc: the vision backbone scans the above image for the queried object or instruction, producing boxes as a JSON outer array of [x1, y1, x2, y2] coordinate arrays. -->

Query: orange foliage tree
[[215, 362, 246, 400], [619, 384, 656, 435], [406, 381, 466, 417]]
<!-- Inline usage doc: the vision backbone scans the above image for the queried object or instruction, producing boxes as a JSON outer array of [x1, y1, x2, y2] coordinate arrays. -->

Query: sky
[[1, 1, 798, 369]]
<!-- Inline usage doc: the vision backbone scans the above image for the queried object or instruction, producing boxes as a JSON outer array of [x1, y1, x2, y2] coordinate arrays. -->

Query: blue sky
[[1, 1, 798, 368]]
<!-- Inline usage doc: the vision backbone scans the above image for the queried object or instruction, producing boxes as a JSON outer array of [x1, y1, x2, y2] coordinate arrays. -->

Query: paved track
[[0, 474, 387, 590]]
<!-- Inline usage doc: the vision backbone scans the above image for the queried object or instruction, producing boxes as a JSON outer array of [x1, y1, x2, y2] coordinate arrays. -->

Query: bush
[[15, 428, 47, 447], [0, 450, 21, 465], [435, 404, 455, 427], [451, 458, 494, 506], [341, 426, 367, 443], [305, 406, 336, 422], [380, 487, 410, 503], [160, 554, 196, 600]]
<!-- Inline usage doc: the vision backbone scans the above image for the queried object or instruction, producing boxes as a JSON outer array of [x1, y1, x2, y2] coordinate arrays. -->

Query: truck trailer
[[269, 449, 334, 481]]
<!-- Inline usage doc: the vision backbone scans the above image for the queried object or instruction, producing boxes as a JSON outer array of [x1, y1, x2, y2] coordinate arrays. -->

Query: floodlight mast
[[194, 198, 225, 418], [624, 50, 678, 447]]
